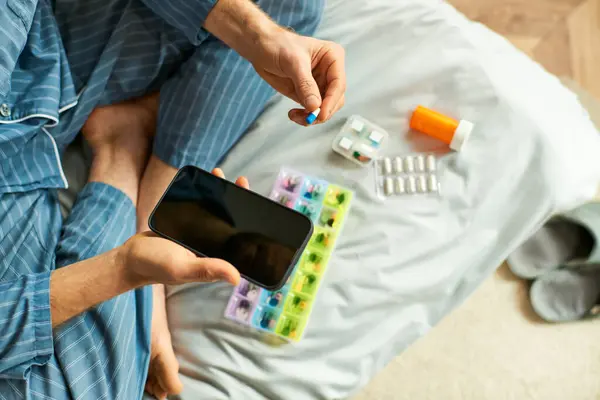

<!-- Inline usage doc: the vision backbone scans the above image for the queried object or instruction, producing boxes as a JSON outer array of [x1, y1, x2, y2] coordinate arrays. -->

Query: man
[[0, 0, 345, 398]]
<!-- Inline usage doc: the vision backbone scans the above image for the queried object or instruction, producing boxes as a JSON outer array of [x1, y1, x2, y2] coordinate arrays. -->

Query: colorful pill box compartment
[[332, 115, 389, 167], [374, 153, 441, 198], [224, 168, 353, 341]]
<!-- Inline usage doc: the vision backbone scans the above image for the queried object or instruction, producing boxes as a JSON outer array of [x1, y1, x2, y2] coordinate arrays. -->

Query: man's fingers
[[146, 379, 166, 400], [144, 381, 153, 396], [288, 95, 344, 126], [291, 61, 322, 112], [155, 388, 167, 400], [235, 176, 250, 189], [288, 109, 309, 126], [329, 95, 346, 121], [318, 45, 346, 121], [212, 168, 225, 178], [213, 168, 249, 189], [288, 44, 346, 125], [320, 76, 345, 122]]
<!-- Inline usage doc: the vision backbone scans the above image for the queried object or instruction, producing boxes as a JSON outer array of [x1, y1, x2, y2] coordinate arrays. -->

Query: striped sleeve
[[0, 272, 53, 379], [0, 0, 38, 97], [140, 0, 218, 45]]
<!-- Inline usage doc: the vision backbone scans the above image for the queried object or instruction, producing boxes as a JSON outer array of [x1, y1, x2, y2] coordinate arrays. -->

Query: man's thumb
[[194, 258, 240, 286], [292, 64, 322, 111]]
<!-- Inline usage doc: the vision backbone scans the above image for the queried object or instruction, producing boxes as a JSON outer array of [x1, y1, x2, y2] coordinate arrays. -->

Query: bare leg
[[136, 155, 182, 398], [137, 156, 178, 230], [82, 94, 178, 398], [83, 94, 159, 204]]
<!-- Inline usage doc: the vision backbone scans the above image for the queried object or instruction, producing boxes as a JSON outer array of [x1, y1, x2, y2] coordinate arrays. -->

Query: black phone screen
[[148, 166, 313, 289]]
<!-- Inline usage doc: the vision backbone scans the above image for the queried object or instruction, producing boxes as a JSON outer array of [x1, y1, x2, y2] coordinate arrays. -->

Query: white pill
[[404, 156, 415, 172], [407, 176, 417, 193], [426, 154, 437, 172], [417, 175, 427, 192], [384, 178, 394, 196], [394, 157, 403, 173], [415, 155, 425, 172], [369, 131, 384, 144], [383, 158, 393, 175], [428, 175, 439, 192], [394, 177, 406, 194], [351, 119, 365, 133], [338, 137, 353, 151]]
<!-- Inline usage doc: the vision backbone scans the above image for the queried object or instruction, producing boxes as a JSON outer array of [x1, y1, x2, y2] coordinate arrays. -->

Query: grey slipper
[[508, 203, 600, 279], [530, 268, 600, 322]]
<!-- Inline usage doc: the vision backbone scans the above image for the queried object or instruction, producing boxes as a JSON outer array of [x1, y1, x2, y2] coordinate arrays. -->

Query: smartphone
[[148, 166, 314, 290]]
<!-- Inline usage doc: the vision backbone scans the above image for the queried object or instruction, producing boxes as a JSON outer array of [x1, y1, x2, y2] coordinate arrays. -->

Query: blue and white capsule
[[305, 108, 321, 125]]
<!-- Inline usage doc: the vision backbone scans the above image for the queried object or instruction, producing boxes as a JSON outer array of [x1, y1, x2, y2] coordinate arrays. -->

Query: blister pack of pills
[[332, 115, 389, 167], [224, 168, 353, 341], [374, 153, 440, 197]]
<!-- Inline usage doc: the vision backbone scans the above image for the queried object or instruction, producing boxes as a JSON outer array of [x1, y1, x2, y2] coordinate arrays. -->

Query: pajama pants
[[0, 0, 323, 398]]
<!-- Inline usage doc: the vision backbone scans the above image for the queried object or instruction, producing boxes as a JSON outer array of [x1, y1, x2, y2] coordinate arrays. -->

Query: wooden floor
[[448, 0, 600, 100]]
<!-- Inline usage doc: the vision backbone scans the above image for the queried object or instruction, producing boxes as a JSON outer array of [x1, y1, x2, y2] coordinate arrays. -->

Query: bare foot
[[145, 285, 183, 400], [82, 93, 159, 203]]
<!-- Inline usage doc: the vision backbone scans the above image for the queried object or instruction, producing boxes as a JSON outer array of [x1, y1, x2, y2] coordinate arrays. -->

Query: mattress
[[122, 0, 600, 398]]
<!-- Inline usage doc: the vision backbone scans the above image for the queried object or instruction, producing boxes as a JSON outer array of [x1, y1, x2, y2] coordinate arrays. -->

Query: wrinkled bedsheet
[[123, 0, 600, 399]]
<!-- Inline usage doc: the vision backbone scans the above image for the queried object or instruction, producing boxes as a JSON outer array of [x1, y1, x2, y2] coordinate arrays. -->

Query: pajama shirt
[[0, 0, 323, 398]]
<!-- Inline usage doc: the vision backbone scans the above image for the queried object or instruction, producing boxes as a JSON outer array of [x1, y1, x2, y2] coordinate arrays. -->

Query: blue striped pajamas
[[0, 0, 322, 398]]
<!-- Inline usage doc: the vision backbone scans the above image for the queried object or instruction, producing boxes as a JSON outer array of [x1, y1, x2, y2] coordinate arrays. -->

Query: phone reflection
[[151, 167, 301, 288]]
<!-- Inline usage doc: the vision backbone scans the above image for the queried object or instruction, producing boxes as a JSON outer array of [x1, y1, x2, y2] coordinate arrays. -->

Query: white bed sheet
[[145, 0, 600, 399]]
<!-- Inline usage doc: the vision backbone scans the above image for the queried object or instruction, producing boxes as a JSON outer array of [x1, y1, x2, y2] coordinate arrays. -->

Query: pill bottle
[[409, 106, 474, 152]]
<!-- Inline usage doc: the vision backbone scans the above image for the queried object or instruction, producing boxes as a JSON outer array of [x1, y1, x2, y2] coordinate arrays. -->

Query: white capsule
[[395, 177, 406, 194], [384, 178, 394, 196], [383, 157, 393, 175], [417, 175, 427, 192], [426, 154, 437, 172], [416, 155, 426, 172], [394, 157, 403, 173], [353, 143, 375, 164], [404, 156, 415, 173], [428, 175, 439, 192], [407, 176, 417, 193]]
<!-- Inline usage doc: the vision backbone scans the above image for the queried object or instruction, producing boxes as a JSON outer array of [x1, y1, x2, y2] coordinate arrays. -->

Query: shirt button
[[0, 104, 10, 117]]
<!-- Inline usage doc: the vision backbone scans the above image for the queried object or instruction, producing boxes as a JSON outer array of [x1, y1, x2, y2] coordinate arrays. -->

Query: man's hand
[[251, 30, 346, 126], [51, 170, 248, 329], [204, 0, 346, 126], [49, 212, 241, 329], [124, 171, 248, 288], [122, 231, 240, 287]]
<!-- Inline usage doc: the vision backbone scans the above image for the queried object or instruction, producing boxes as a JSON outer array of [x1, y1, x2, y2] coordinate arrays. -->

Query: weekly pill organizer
[[332, 115, 389, 166], [374, 153, 440, 197], [224, 168, 353, 341]]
